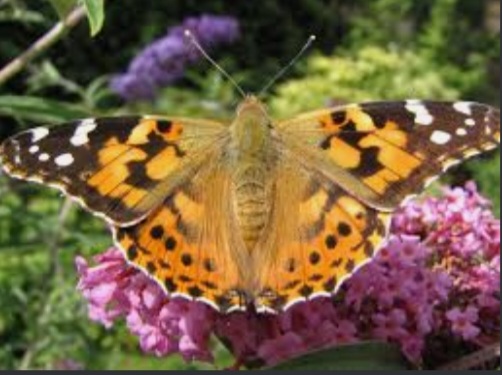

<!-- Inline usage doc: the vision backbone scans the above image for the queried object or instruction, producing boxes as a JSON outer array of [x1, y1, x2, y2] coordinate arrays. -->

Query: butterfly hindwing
[[0, 116, 228, 225], [277, 100, 500, 209], [253, 159, 391, 312], [113, 163, 250, 313]]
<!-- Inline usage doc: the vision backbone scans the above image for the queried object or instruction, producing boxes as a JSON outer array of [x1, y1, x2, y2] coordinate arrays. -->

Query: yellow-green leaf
[[0, 95, 88, 124], [81, 0, 105, 36]]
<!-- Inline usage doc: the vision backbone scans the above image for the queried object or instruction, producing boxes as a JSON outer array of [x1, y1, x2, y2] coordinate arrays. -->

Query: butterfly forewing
[[0, 116, 228, 225], [277, 100, 500, 209]]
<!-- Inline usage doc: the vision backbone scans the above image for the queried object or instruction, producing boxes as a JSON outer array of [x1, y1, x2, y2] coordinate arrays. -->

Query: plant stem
[[47, 197, 74, 279], [0, 6, 86, 86]]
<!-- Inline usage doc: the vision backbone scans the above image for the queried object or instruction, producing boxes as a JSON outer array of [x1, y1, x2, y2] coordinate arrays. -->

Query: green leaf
[[48, 0, 77, 20], [0, 95, 88, 124], [81, 0, 105, 36], [266, 341, 410, 370]]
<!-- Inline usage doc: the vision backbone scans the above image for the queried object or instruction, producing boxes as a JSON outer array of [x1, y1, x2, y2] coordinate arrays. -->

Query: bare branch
[[0, 6, 86, 86]]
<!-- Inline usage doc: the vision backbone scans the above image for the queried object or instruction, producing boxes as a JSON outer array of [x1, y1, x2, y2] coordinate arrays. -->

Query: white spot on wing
[[430, 130, 451, 145], [456, 128, 467, 136], [29, 145, 40, 154], [31, 127, 49, 142], [464, 118, 475, 126], [39, 153, 50, 162], [70, 119, 97, 146], [54, 153, 74, 167], [453, 101, 473, 116], [416, 112, 434, 125], [11, 140, 21, 164], [405, 100, 434, 125]]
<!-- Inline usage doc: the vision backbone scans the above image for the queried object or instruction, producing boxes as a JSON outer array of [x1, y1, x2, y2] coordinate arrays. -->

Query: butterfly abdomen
[[230, 96, 274, 251], [232, 163, 270, 251]]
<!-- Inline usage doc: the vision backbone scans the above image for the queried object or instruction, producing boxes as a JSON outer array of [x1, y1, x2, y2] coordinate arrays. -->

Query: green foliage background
[[0, 0, 499, 370]]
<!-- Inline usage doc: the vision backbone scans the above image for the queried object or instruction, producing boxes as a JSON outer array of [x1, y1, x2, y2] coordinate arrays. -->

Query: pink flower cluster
[[75, 182, 500, 368]]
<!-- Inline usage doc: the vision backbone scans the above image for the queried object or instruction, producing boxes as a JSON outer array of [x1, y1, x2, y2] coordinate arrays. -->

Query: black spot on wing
[[150, 225, 164, 239], [203, 258, 216, 272], [348, 146, 384, 177], [188, 286, 203, 297], [181, 253, 193, 266], [285, 258, 296, 273], [337, 222, 352, 236], [165, 277, 177, 292], [323, 276, 337, 292], [146, 261, 157, 273], [325, 234, 337, 249], [178, 275, 193, 283], [157, 120, 173, 133], [298, 284, 313, 297], [158, 259, 171, 269], [127, 245, 138, 260], [309, 251, 321, 265], [309, 274, 323, 282], [331, 111, 347, 125], [165, 236, 177, 251]]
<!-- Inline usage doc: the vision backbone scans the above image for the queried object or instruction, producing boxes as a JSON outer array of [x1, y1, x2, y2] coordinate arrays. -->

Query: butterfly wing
[[276, 100, 500, 209], [0, 116, 228, 225], [253, 156, 391, 312], [113, 162, 249, 312], [254, 100, 500, 312]]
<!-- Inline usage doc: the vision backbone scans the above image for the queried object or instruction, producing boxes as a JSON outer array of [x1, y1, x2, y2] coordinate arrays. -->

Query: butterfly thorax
[[229, 96, 274, 251]]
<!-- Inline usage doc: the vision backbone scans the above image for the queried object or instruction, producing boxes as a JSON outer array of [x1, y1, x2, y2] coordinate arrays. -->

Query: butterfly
[[0, 97, 500, 313]]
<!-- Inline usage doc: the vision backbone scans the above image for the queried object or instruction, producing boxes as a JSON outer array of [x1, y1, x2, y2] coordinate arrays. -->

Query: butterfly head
[[237, 95, 269, 117], [235, 95, 272, 131]]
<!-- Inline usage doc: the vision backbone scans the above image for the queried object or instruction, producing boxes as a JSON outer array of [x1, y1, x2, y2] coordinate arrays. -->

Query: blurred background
[[0, 0, 499, 370]]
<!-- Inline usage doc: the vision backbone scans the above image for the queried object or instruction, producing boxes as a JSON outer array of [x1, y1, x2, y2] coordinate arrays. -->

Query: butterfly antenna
[[184, 30, 246, 98], [258, 35, 316, 98]]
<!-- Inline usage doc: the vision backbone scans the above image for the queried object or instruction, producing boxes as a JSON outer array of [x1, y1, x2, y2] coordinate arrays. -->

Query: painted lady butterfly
[[1, 96, 499, 312]]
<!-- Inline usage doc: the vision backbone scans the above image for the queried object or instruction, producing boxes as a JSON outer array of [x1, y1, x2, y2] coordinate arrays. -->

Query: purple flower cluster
[[76, 182, 500, 368], [110, 15, 240, 101]]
